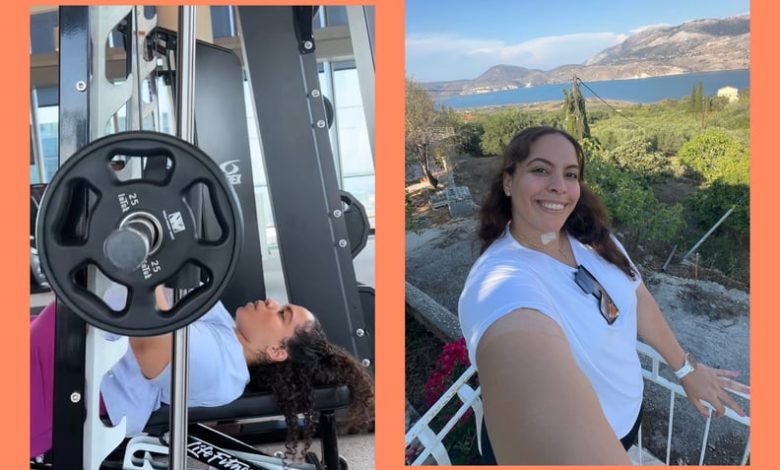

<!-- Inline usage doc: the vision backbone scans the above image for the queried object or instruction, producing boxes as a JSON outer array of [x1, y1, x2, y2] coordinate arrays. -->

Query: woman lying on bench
[[30, 287, 373, 461]]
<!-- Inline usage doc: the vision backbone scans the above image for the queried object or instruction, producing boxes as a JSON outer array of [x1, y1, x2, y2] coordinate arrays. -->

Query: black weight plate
[[340, 190, 369, 258], [324, 95, 334, 129], [36, 131, 243, 336]]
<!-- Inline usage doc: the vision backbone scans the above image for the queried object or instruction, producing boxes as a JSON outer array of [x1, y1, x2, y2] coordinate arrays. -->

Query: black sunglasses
[[574, 265, 619, 325]]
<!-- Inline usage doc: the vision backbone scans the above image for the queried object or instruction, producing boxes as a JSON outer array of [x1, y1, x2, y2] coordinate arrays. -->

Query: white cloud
[[630, 23, 671, 34], [468, 32, 628, 68], [406, 33, 504, 56], [406, 31, 628, 81]]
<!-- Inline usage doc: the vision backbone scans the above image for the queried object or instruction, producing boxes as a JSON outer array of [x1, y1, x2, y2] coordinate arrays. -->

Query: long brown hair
[[478, 126, 636, 279], [247, 321, 374, 459]]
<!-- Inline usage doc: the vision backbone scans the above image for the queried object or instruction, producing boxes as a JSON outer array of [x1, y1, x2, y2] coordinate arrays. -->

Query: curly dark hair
[[479, 126, 636, 279], [246, 320, 374, 459]]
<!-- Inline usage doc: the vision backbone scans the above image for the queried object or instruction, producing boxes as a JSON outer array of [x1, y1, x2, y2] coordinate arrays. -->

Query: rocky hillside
[[422, 14, 749, 97]]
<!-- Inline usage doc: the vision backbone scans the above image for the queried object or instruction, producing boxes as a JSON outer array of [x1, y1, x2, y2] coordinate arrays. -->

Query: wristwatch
[[674, 352, 697, 379]]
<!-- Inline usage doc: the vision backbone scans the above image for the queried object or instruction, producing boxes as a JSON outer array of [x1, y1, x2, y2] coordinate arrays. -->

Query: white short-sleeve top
[[99, 297, 249, 436], [458, 229, 643, 438]]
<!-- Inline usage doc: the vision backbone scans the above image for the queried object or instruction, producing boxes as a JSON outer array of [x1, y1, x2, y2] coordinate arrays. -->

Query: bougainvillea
[[424, 337, 470, 406], [417, 337, 482, 464]]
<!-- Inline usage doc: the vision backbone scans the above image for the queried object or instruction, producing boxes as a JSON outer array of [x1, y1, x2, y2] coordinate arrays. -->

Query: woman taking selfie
[[458, 126, 748, 465]]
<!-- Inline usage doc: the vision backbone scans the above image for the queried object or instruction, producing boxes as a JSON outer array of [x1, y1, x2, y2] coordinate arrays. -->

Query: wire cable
[[574, 76, 646, 130]]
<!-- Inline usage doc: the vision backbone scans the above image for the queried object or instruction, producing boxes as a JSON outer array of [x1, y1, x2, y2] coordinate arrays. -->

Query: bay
[[435, 69, 749, 109]]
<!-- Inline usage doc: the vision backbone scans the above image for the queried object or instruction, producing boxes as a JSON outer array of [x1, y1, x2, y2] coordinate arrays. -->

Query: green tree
[[678, 129, 748, 183], [454, 121, 485, 156], [562, 79, 590, 140], [587, 156, 685, 248], [696, 81, 704, 114], [607, 136, 670, 182], [678, 128, 749, 237], [688, 83, 697, 112], [405, 79, 444, 188], [688, 81, 704, 114], [439, 107, 485, 156], [478, 109, 559, 155]]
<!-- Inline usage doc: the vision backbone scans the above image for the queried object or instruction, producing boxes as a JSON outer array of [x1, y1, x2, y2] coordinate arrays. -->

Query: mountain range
[[420, 14, 749, 97]]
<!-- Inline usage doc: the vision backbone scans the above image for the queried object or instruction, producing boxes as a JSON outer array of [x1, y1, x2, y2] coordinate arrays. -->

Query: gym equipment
[[149, 21, 360, 469], [239, 5, 372, 366], [30, 183, 50, 292], [340, 190, 370, 258], [39, 6, 373, 469], [36, 131, 243, 336], [324, 95, 335, 129]]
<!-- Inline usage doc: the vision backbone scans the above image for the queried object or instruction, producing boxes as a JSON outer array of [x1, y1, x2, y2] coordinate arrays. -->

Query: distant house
[[717, 86, 739, 103]]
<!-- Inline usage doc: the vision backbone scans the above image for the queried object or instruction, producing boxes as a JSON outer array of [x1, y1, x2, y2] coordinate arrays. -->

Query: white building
[[717, 85, 740, 103]]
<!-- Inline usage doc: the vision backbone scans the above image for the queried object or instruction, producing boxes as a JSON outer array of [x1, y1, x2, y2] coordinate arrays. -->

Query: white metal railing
[[635, 342, 750, 465], [405, 365, 481, 465], [405, 342, 750, 465]]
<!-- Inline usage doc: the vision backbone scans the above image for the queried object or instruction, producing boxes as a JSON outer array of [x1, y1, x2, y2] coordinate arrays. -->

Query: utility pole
[[572, 76, 583, 140]]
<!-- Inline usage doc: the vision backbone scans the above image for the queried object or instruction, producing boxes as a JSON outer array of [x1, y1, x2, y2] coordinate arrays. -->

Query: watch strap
[[674, 352, 695, 379]]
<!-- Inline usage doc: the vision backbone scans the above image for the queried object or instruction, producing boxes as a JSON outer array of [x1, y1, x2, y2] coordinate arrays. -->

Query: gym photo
[[30, 5, 376, 469]]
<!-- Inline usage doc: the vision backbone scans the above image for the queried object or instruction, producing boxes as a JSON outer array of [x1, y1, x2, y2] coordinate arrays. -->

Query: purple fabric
[[29, 302, 108, 458], [30, 301, 56, 458]]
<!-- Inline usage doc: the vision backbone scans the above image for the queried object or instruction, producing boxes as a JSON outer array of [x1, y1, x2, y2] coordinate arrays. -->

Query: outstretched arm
[[128, 286, 173, 379], [476, 309, 632, 465], [636, 282, 749, 417]]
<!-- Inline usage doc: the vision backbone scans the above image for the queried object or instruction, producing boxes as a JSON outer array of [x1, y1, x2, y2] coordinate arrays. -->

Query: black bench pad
[[146, 386, 351, 428]]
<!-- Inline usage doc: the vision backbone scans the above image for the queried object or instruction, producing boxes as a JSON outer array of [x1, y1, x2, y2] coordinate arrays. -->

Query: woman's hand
[[680, 364, 750, 418], [155, 285, 171, 311]]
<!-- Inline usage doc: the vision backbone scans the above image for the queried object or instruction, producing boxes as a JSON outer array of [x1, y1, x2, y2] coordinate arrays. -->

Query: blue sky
[[406, 0, 750, 82]]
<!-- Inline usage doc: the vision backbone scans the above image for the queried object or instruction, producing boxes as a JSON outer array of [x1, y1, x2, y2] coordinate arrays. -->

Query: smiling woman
[[501, 132, 582, 242], [457, 126, 748, 465]]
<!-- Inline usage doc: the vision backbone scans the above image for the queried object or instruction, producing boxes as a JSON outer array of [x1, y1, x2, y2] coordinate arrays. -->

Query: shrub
[[678, 129, 748, 183], [687, 180, 749, 235], [455, 121, 485, 156], [478, 110, 560, 155], [607, 136, 671, 182], [586, 157, 686, 247]]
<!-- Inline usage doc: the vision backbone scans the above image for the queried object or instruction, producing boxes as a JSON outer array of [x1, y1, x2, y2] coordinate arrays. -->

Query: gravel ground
[[406, 219, 750, 465]]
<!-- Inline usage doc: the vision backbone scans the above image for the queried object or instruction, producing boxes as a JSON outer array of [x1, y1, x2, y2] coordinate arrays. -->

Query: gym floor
[[256, 433, 375, 469]]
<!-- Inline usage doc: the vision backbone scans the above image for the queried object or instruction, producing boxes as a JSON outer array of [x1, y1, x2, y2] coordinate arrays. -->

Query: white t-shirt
[[458, 229, 644, 438], [99, 297, 249, 436]]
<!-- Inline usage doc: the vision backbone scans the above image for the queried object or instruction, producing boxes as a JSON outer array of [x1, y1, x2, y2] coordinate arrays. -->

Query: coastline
[[432, 68, 749, 110], [428, 68, 750, 100], [444, 97, 639, 113]]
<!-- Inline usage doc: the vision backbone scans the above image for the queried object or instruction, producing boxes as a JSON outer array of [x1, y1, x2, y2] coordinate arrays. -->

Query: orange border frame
[[2, 1, 776, 469]]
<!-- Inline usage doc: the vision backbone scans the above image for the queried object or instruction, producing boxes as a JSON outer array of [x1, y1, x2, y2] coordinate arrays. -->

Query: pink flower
[[423, 339, 472, 406]]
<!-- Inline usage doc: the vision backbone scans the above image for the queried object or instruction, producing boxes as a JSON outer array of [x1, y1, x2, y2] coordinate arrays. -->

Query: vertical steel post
[[30, 89, 46, 183], [169, 6, 197, 470], [237, 5, 372, 364], [53, 6, 90, 469]]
